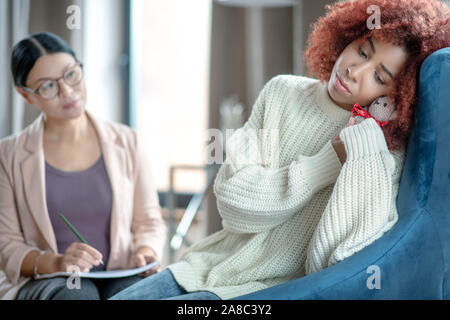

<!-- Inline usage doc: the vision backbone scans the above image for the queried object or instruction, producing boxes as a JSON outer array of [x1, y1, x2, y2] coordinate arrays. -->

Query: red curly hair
[[304, 0, 450, 151]]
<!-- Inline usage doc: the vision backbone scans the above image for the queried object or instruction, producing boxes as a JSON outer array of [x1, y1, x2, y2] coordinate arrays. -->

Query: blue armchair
[[236, 47, 450, 300]]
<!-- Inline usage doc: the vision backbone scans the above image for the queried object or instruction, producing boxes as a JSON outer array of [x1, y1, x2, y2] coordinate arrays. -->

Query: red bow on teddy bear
[[351, 103, 390, 127]]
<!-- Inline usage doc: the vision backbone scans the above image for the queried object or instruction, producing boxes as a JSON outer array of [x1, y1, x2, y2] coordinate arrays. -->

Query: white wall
[[83, 0, 127, 123]]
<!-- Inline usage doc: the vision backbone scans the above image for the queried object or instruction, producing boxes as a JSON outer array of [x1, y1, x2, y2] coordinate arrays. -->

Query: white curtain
[[0, 0, 30, 139]]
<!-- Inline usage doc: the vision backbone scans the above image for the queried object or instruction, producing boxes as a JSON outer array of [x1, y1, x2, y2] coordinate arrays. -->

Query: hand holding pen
[[59, 242, 104, 273], [58, 213, 104, 273]]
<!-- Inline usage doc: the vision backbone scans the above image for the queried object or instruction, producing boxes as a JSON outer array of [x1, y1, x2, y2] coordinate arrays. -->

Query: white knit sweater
[[168, 75, 405, 300]]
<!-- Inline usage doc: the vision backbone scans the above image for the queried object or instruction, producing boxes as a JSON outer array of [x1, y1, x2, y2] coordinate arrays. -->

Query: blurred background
[[3, 0, 447, 266]]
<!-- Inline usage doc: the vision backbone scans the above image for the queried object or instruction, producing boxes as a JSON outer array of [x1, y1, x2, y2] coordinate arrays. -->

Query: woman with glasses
[[0, 32, 167, 300]]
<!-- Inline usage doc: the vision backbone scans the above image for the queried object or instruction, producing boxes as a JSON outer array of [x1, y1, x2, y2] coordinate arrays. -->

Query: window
[[130, 0, 212, 194]]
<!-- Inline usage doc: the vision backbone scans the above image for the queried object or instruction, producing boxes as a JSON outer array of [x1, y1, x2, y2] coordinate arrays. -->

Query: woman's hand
[[332, 117, 356, 165], [132, 246, 161, 277], [59, 242, 103, 273]]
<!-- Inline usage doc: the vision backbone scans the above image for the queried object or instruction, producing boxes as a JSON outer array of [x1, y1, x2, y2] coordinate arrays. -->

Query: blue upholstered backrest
[[396, 47, 450, 268]]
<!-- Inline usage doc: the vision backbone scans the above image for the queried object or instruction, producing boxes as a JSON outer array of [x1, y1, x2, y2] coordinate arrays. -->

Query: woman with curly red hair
[[305, 0, 450, 151], [110, 0, 450, 300]]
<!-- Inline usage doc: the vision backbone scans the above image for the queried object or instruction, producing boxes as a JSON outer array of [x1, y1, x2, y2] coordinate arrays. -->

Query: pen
[[58, 213, 104, 266]]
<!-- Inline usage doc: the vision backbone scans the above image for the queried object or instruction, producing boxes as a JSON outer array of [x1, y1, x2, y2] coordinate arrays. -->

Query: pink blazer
[[0, 110, 167, 299]]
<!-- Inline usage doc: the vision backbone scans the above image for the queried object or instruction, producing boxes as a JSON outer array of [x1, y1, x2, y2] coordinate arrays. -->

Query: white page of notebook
[[34, 262, 158, 279]]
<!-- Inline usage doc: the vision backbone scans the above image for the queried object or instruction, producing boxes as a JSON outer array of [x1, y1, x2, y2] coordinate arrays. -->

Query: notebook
[[34, 262, 158, 279]]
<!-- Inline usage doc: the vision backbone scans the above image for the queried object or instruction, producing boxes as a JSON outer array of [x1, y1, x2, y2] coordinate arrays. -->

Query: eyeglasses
[[22, 62, 84, 100]]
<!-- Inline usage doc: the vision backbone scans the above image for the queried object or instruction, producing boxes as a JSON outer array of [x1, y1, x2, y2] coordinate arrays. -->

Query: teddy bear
[[352, 96, 397, 127]]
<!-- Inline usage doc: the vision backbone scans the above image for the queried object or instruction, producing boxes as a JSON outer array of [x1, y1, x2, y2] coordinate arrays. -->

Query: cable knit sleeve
[[213, 76, 343, 234], [305, 118, 404, 274]]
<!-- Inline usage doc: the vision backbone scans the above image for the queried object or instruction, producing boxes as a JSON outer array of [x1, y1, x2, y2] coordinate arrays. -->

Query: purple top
[[45, 156, 112, 271]]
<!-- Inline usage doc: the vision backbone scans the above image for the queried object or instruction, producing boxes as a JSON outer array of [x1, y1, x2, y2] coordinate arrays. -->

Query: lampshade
[[215, 0, 297, 7]]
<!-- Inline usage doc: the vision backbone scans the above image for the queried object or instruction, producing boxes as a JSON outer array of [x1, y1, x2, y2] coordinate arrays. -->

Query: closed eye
[[359, 47, 368, 58], [375, 72, 385, 85]]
